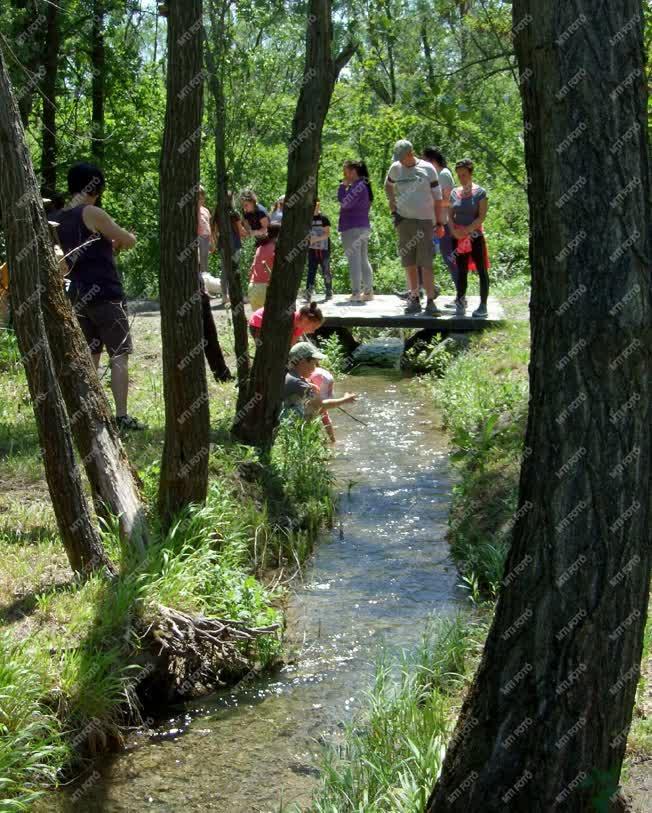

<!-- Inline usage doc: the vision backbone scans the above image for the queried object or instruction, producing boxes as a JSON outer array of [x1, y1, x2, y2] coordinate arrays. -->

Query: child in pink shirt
[[309, 367, 336, 442]]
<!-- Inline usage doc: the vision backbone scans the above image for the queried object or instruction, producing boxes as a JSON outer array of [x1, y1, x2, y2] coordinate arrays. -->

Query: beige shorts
[[248, 282, 268, 311], [397, 218, 434, 269]]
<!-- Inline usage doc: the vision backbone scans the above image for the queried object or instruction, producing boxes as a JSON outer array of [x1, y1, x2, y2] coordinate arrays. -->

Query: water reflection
[[51, 373, 459, 812]]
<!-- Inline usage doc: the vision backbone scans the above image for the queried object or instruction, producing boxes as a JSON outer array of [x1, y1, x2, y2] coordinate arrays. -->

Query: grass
[[0, 314, 335, 809], [305, 614, 488, 813]]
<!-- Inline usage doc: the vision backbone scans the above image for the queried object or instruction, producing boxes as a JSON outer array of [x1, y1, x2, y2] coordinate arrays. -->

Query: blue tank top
[[54, 205, 124, 301]]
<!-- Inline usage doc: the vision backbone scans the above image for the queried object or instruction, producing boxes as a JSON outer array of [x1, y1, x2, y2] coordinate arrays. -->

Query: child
[[248, 223, 281, 310], [197, 186, 214, 275], [305, 199, 332, 301], [309, 366, 336, 442], [249, 301, 324, 344]]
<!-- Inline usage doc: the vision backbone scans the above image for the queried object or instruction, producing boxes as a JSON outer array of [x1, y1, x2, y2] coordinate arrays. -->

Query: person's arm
[[323, 224, 331, 240], [82, 206, 136, 250], [337, 183, 348, 203], [321, 392, 357, 410], [468, 196, 489, 234], [384, 171, 397, 213]]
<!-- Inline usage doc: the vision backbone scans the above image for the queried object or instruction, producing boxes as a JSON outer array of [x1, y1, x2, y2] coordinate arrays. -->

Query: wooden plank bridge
[[315, 294, 505, 331]]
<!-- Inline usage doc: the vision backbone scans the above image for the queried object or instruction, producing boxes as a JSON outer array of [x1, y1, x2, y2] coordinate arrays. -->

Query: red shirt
[[249, 241, 275, 284], [249, 307, 304, 340]]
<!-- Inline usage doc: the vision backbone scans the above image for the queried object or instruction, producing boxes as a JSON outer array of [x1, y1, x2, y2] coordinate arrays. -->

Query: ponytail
[[299, 301, 323, 324]]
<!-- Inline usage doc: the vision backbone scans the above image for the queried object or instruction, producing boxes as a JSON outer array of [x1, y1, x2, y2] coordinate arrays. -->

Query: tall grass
[[307, 615, 486, 813]]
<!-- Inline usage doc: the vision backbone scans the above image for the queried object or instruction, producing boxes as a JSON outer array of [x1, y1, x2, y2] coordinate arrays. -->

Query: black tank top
[[53, 205, 124, 301]]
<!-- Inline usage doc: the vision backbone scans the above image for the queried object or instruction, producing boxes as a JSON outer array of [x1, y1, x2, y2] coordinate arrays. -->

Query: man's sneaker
[[455, 298, 467, 316], [404, 295, 421, 314], [361, 290, 374, 301], [472, 303, 488, 318], [424, 300, 441, 316], [116, 415, 147, 431]]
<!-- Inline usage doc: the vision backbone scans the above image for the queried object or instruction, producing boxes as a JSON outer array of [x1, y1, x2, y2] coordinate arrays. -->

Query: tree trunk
[[90, 0, 106, 164], [231, 0, 355, 448], [428, 3, 651, 811], [40, 0, 60, 197], [205, 0, 250, 413], [10, 0, 43, 126], [0, 45, 113, 577], [157, 0, 210, 527]]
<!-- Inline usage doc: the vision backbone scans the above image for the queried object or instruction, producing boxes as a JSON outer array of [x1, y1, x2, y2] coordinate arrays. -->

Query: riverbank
[[310, 292, 651, 811], [0, 311, 334, 810]]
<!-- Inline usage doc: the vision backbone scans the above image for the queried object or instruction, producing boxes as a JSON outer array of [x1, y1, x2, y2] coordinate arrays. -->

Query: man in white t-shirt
[[384, 140, 445, 315], [423, 147, 459, 308]]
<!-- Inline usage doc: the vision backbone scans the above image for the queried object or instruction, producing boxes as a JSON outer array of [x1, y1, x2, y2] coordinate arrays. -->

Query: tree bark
[[428, 3, 651, 811], [157, 0, 210, 527], [90, 0, 106, 164], [231, 0, 355, 447], [205, 0, 250, 413], [40, 0, 60, 197], [0, 45, 113, 577]]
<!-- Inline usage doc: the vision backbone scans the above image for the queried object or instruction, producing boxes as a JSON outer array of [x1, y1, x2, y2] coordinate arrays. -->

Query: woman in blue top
[[450, 158, 490, 318]]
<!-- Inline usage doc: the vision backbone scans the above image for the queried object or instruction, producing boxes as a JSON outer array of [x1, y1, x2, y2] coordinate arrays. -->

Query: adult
[[53, 162, 144, 430], [305, 198, 332, 301], [249, 301, 324, 345], [212, 192, 246, 305], [384, 139, 445, 315], [283, 342, 356, 419], [197, 185, 214, 276], [240, 189, 270, 245], [337, 160, 374, 302], [422, 146, 459, 308], [450, 158, 490, 318], [270, 196, 285, 224], [248, 222, 281, 310]]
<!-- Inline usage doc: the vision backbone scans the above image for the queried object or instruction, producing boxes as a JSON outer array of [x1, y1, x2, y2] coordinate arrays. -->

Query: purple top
[[54, 205, 123, 301], [337, 180, 371, 232]]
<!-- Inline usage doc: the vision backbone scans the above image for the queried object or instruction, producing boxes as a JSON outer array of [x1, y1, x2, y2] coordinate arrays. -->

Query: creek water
[[54, 372, 460, 812]]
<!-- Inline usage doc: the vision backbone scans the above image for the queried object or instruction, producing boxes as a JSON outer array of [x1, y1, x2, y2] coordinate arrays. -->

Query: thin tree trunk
[[40, 0, 60, 197], [0, 45, 113, 577], [428, 2, 651, 811], [10, 0, 43, 126], [232, 0, 355, 448], [205, 0, 250, 413], [90, 0, 106, 164], [157, 0, 210, 527]]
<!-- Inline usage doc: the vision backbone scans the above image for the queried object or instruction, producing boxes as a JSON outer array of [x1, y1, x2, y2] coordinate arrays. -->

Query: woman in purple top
[[337, 160, 374, 302]]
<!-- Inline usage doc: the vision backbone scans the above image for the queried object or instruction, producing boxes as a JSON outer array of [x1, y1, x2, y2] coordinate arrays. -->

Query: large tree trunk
[[40, 0, 60, 197], [0, 45, 113, 577], [157, 0, 210, 527], [232, 0, 355, 448], [205, 0, 250, 413], [428, 3, 651, 811], [90, 0, 106, 164], [0, 37, 148, 556]]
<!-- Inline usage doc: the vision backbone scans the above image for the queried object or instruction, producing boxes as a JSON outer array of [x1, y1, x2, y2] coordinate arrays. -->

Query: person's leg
[[91, 353, 101, 370], [202, 292, 231, 380], [110, 353, 129, 417], [472, 234, 489, 304], [306, 251, 318, 292], [440, 225, 458, 287], [415, 222, 435, 300], [321, 251, 333, 297], [453, 239, 469, 301], [398, 220, 419, 295], [198, 236, 210, 276], [359, 230, 373, 294], [342, 229, 362, 295]]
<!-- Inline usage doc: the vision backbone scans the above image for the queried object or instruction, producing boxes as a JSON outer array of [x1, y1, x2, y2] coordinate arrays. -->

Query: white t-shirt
[[386, 158, 442, 222]]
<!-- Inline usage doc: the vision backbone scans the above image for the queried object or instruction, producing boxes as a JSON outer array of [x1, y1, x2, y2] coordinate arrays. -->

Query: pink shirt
[[249, 241, 275, 284], [249, 307, 304, 340], [198, 206, 211, 238]]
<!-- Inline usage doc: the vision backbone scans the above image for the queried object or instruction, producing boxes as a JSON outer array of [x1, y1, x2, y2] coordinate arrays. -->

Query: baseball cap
[[394, 139, 413, 161], [288, 342, 325, 365]]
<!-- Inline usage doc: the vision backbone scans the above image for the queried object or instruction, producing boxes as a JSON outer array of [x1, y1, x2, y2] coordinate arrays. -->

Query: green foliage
[[308, 614, 486, 812], [319, 334, 349, 376]]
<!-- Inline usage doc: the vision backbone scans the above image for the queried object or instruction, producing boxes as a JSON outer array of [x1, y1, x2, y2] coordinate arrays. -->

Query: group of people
[[211, 140, 489, 318]]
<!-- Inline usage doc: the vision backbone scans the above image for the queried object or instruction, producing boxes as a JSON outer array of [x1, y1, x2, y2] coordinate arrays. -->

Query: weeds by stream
[[0, 323, 334, 810]]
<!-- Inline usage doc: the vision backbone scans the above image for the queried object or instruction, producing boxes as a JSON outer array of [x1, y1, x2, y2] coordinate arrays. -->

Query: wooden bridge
[[317, 294, 505, 331]]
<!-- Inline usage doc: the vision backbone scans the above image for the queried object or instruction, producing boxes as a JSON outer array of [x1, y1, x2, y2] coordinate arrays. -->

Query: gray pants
[[341, 227, 373, 295]]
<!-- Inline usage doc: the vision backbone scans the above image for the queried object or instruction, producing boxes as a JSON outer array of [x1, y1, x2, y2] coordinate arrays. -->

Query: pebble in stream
[[50, 373, 460, 813]]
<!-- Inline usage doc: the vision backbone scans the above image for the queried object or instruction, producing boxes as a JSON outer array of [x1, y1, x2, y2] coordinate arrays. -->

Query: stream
[[54, 371, 460, 812]]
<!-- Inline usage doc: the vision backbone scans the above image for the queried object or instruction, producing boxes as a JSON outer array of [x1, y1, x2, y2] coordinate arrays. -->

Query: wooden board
[[309, 294, 505, 331]]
